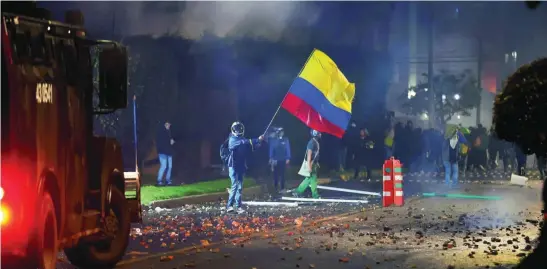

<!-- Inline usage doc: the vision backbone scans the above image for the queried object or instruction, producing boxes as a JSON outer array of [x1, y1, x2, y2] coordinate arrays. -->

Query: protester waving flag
[[281, 49, 355, 138], [445, 124, 470, 139]]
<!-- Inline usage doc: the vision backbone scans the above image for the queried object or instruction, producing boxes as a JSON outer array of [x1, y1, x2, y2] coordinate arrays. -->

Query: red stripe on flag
[[281, 92, 345, 138]]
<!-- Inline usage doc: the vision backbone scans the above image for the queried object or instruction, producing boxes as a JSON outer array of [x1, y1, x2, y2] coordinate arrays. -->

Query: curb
[[148, 185, 264, 208]]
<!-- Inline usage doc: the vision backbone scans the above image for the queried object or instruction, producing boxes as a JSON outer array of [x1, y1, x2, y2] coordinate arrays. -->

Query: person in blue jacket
[[226, 121, 264, 214], [269, 127, 291, 193]]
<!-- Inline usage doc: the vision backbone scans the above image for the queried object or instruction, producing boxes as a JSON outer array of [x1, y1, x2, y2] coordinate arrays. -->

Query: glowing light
[[407, 89, 417, 99], [454, 94, 461, 100], [0, 205, 9, 226], [421, 112, 429, 120], [442, 94, 446, 100], [424, 88, 428, 92], [0, 187, 4, 200], [457, 115, 461, 119]]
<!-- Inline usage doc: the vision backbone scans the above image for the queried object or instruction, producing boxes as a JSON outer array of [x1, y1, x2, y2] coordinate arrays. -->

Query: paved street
[[56, 177, 544, 269]]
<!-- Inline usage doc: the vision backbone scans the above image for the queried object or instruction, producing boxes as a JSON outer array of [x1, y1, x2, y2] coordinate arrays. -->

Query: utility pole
[[476, 38, 483, 125], [427, 3, 435, 128]]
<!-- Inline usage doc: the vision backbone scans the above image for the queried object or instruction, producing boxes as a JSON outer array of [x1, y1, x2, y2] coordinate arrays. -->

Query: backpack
[[220, 138, 230, 165]]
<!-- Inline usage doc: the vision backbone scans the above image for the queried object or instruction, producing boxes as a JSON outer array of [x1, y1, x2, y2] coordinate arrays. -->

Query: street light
[[442, 94, 446, 100], [408, 89, 417, 99], [424, 88, 428, 92], [454, 94, 461, 100]]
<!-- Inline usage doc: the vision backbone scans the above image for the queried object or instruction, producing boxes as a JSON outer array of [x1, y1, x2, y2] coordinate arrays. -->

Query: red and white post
[[382, 158, 394, 207]]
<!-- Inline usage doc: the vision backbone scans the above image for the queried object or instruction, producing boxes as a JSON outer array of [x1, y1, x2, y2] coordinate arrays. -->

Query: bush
[[492, 57, 547, 156]]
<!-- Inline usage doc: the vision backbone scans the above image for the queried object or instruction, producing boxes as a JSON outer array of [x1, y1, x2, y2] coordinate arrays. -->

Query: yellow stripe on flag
[[298, 49, 355, 113]]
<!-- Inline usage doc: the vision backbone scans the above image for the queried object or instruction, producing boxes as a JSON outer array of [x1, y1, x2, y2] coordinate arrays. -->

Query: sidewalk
[[148, 176, 337, 208]]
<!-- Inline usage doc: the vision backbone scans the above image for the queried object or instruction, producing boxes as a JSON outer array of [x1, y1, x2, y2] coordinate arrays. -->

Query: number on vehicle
[[36, 83, 54, 104]]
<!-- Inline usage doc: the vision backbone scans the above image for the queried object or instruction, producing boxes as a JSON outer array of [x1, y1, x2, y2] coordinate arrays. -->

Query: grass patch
[[140, 177, 256, 205]]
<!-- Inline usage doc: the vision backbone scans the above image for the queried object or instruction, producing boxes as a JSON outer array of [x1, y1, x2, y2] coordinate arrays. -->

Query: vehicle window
[[10, 23, 53, 66], [30, 33, 46, 62], [12, 31, 30, 62], [55, 39, 66, 75], [45, 36, 55, 62]]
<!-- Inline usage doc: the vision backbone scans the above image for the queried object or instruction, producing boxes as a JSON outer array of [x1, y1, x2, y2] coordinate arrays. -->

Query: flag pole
[[133, 95, 139, 172], [262, 49, 317, 136]]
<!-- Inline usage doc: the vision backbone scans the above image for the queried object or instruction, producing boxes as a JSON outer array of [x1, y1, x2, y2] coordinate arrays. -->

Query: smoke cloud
[[42, 2, 321, 42]]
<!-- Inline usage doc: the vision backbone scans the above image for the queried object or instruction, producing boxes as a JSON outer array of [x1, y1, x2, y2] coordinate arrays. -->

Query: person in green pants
[[293, 129, 321, 198]]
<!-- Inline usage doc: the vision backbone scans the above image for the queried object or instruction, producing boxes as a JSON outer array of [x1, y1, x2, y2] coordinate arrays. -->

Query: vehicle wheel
[[28, 192, 59, 269], [65, 186, 130, 268]]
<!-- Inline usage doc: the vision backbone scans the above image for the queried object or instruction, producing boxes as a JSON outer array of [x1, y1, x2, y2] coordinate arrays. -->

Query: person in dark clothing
[[353, 128, 375, 180], [346, 121, 360, 171], [514, 144, 527, 176], [500, 140, 515, 173], [226, 121, 264, 214], [467, 127, 478, 171], [392, 122, 405, 160], [409, 128, 424, 173], [156, 121, 175, 186], [339, 121, 357, 171], [476, 125, 489, 169], [488, 133, 501, 169], [537, 153, 547, 180], [422, 128, 440, 172], [269, 127, 291, 192], [430, 128, 444, 172], [399, 121, 414, 168]]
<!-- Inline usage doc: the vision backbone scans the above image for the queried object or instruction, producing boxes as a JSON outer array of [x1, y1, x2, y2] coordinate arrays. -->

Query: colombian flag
[[281, 49, 355, 138]]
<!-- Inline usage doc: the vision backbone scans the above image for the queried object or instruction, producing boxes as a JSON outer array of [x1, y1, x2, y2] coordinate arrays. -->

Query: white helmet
[[231, 122, 245, 136], [311, 129, 320, 137]]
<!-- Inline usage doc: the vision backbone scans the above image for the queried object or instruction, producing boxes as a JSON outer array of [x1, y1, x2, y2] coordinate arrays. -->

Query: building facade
[[386, 2, 547, 129]]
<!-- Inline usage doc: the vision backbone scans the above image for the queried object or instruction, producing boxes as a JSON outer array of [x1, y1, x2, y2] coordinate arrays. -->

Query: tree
[[493, 57, 547, 268], [400, 69, 481, 126], [492, 57, 547, 156]]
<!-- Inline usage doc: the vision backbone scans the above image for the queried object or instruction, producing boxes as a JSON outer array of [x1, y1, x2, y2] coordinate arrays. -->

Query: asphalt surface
[[56, 173, 545, 269]]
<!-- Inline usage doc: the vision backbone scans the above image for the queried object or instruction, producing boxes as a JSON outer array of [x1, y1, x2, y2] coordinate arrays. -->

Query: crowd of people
[[339, 119, 547, 181], [153, 117, 546, 214]]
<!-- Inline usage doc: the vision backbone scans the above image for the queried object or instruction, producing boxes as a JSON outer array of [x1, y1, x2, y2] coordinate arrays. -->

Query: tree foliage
[[400, 69, 481, 125], [492, 57, 547, 156]]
